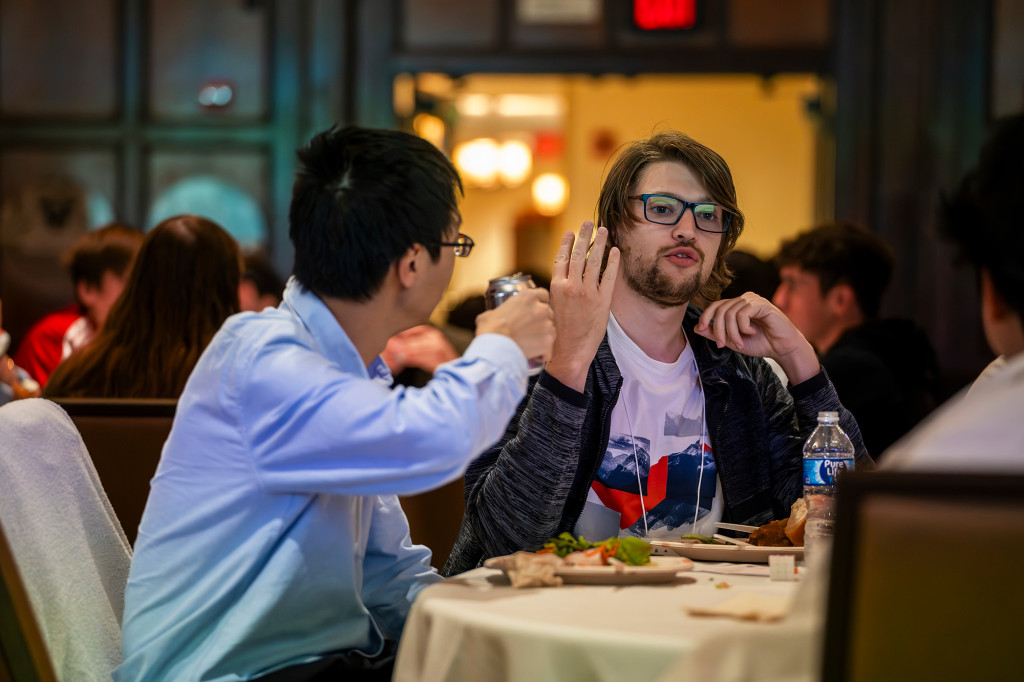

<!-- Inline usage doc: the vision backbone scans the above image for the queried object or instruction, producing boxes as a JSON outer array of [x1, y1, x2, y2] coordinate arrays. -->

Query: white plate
[[484, 555, 693, 585], [650, 540, 803, 563]]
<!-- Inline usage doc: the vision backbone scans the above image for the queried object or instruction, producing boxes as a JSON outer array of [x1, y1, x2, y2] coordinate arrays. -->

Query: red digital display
[[633, 0, 698, 31]]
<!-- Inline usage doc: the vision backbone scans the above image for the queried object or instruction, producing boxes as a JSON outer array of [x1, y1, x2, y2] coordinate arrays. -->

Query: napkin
[[687, 593, 793, 622], [485, 552, 564, 588]]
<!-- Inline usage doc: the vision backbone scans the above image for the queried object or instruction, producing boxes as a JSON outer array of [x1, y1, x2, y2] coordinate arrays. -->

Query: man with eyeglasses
[[445, 130, 871, 576], [116, 126, 555, 682]]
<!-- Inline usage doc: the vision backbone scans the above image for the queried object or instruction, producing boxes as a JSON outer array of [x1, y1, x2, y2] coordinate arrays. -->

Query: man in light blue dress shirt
[[115, 126, 555, 682]]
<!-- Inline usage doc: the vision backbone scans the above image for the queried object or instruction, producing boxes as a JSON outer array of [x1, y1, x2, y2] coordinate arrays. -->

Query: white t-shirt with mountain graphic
[[574, 313, 724, 541]]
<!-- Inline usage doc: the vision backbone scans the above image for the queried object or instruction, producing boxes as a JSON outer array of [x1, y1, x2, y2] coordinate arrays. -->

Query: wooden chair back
[[52, 398, 176, 545], [823, 471, 1024, 681]]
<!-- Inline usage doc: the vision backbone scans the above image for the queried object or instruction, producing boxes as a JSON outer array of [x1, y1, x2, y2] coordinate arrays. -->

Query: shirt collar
[[281, 277, 394, 384]]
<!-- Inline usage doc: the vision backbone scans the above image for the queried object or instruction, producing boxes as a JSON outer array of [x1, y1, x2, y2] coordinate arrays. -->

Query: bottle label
[[803, 457, 854, 486]]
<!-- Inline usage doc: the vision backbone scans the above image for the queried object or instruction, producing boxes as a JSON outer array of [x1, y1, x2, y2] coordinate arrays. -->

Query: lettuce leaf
[[539, 533, 652, 565]]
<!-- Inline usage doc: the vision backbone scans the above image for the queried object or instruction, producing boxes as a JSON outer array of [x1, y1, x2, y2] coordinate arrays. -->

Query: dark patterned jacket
[[443, 305, 871, 576]]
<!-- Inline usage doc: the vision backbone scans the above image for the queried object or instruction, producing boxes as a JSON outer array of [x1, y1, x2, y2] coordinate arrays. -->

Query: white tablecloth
[[393, 563, 824, 682]]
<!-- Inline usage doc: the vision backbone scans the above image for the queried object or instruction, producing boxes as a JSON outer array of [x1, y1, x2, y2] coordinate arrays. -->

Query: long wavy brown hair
[[597, 130, 745, 308], [44, 215, 241, 399]]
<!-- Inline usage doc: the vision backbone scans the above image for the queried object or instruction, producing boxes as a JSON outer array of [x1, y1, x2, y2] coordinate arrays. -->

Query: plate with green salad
[[485, 534, 693, 585]]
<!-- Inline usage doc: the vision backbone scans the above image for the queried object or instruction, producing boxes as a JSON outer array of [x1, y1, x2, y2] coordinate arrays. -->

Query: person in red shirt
[[13, 223, 143, 386]]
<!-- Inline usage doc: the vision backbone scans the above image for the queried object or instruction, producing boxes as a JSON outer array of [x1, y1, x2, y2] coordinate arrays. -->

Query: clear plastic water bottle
[[803, 411, 855, 553]]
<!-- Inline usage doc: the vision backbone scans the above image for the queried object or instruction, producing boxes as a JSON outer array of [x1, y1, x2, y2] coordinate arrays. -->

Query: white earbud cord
[[621, 400, 650, 537], [691, 396, 706, 531], [620, 336, 707, 538]]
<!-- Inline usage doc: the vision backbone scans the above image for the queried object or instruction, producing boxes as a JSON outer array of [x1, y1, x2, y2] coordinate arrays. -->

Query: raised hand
[[694, 292, 820, 384], [544, 221, 620, 392], [474, 288, 556, 368]]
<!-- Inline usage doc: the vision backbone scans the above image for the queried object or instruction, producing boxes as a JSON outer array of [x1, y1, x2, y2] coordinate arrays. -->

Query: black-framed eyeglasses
[[628, 194, 733, 234], [438, 233, 475, 258]]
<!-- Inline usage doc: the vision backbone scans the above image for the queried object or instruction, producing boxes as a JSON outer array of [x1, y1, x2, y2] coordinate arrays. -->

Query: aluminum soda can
[[484, 272, 544, 375]]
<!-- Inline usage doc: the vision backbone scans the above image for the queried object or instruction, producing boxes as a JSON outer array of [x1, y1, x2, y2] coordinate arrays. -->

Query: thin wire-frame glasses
[[439, 233, 475, 257], [628, 194, 733, 234]]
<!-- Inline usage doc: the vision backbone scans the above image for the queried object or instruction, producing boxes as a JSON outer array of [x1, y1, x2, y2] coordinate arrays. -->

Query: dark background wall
[[0, 0, 1008, 394]]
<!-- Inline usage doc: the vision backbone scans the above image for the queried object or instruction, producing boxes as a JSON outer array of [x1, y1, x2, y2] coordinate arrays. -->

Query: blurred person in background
[[43, 215, 240, 399], [720, 250, 787, 384], [773, 222, 942, 458], [239, 250, 286, 312], [13, 222, 143, 386], [115, 126, 554, 682], [720, 249, 780, 301], [884, 113, 1024, 470], [383, 272, 550, 388], [0, 298, 41, 404]]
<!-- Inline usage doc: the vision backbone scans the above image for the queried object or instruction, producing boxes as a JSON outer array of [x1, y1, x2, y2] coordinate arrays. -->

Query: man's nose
[[771, 285, 787, 309], [672, 207, 698, 242]]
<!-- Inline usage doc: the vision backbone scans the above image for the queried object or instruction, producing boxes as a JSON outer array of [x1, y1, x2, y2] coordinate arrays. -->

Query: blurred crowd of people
[[0, 218, 286, 404]]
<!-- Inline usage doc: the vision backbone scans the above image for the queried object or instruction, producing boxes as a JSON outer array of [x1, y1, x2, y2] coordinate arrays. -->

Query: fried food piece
[[748, 519, 794, 547], [785, 498, 807, 546]]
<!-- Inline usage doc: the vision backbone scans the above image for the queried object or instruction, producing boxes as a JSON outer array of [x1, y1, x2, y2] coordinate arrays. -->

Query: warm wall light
[[456, 93, 492, 117], [413, 113, 446, 150], [498, 140, 533, 187], [532, 173, 569, 216], [453, 138, 500, 188]]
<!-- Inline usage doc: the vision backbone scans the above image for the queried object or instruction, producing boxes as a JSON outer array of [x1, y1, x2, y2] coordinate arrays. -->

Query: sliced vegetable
[[679, 534, 725, 545], [539, 532, 652, 566]]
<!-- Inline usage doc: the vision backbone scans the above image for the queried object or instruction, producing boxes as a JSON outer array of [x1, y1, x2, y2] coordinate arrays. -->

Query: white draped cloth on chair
[[0, 398, 132, 681]]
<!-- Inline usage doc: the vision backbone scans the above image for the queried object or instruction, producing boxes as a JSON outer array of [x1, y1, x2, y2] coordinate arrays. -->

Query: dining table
[[393, 551, 827, 682]]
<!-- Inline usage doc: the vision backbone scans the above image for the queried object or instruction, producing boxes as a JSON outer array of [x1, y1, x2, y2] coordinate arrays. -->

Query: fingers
[[552, 231, 575, 280], [600, 241, 621, 298], [695, 295, 765, 349], [567, 221, 595, 281], [583, 225, 606, 287]]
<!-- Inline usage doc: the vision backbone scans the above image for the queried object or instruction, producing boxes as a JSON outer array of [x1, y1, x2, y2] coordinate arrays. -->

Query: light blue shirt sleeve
[[235, 330, 529, 496], [360, 495, 444, 640]]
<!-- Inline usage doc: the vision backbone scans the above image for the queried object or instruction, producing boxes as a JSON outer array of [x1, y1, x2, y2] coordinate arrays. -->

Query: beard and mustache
[[620, 240, 713, 309]]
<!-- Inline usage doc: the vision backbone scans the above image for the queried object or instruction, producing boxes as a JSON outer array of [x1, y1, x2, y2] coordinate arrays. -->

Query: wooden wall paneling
[[729, 0, 831, 48], [121, 0, 145, 228], [0, 0, 120, 119], [308, 0, 352, 134], [992, 0, 1024, 117], [268, 0, 305, 278], [143, 145, 271, 249], [834, 0, 992, 395], [509, 0, 606, 50], [0, 145, 119, 348], [146, 0, 270, 122], [384, 0, 830, 80], [357, 0, 399, 128], [833, 0, 875, 228], [402, 0, 501, 50]]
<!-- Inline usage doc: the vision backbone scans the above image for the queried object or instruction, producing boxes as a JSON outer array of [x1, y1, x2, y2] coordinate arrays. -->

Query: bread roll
[[785, 498, 807, 546]]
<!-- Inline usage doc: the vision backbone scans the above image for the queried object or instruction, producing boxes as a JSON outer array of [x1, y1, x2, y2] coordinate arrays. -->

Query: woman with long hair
[[44, 215, 241, 398]]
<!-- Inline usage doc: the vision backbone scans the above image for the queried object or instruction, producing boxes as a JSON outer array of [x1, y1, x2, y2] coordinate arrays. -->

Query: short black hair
[[242, 251, 286, 301], [775, 222, 895, 318], [288, 125, 463, 301], [942, 113, 1024, 319]]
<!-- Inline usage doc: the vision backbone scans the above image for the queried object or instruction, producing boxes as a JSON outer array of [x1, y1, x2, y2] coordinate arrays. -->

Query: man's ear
[[826, 283, 857, 316], [981, 268, 1010, 321], [76, 280, 98, 308], [395, 244, 423, 290]]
